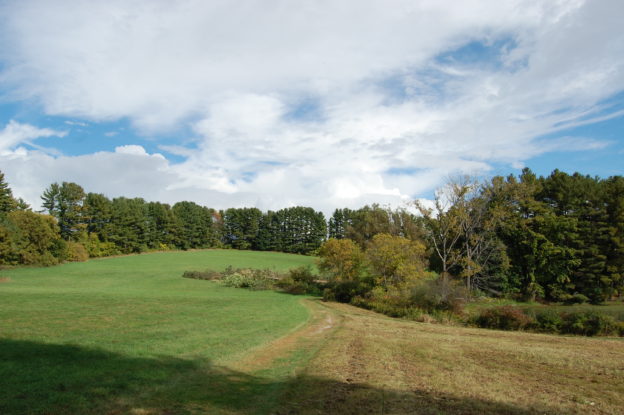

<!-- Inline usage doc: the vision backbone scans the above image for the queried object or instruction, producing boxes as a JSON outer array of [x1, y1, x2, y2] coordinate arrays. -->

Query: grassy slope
[[3, 250, 623, 414], [277, 301, 624, 415], [0, 250, 315, 414]]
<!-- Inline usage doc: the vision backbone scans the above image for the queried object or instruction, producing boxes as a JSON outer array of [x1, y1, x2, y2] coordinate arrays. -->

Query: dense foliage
[[318, 169, 624, 318], [473, 306, 624, 336]]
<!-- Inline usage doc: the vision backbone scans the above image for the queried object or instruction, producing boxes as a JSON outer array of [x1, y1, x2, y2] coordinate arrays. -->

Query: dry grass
[[276, 300, 624, 415]]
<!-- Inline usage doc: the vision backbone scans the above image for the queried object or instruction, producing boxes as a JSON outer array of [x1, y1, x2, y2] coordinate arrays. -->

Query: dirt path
[[229, 299, 341, 374], [219, 299, 623, 414]]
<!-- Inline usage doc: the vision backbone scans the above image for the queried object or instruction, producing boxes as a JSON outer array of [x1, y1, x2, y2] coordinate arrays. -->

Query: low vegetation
[[473, 305, 624, 336], [183, 265, 323, 295]]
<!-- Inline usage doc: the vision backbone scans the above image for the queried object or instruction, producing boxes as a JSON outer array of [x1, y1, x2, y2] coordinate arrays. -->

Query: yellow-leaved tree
[[365, 233, 428, 288], [317, 238, 365, 281]]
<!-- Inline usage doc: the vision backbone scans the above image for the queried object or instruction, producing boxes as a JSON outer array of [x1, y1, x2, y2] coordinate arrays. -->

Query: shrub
[[563, 293, 590, 305], [410, 278, 468, 314], [288, 266, 316, 284], [221, 268, 280, 290], [532, 309, 564, 333], [322, 287, 335, 302], [275, 277, 309, 295], [351, 286, 413, 317], [182, 270, 222, 280], [66, 242, 89, 262], [82, 234, 120, 258], [221, 270, 258, 288], [475, 306, 534, 331], [351, 295, 411, 318], [274, 267, 323, 296], [323, 278, 373, 303], [561, 311, 619, 336]]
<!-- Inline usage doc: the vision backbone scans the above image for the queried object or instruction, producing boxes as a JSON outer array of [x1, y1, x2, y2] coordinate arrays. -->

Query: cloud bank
[[0, 0, 622, 214]]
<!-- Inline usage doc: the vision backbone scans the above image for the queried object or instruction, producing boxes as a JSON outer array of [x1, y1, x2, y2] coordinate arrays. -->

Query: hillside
[[1, 250, 622, 414]]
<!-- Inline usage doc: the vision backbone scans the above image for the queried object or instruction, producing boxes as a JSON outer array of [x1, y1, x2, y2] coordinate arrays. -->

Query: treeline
[[431, 168, 624, 304], [0, 173, 327, 265], [318, 168, 624, 306], [1, 168, 624, 304]]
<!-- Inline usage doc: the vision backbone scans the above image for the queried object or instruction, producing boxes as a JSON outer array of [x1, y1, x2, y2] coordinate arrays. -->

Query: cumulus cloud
[[0, 0, 622, 213]]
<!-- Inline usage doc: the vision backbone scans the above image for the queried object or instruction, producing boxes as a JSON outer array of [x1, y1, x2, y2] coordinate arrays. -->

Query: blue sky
[[0, 0, 622, 214]]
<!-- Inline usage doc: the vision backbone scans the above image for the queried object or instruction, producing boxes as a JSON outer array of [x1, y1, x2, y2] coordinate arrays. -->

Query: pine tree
[[0, 170, 17, 215]]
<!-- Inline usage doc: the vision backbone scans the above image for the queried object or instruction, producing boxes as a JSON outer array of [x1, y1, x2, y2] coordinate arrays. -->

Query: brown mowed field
[[275, 300, 624, 415]]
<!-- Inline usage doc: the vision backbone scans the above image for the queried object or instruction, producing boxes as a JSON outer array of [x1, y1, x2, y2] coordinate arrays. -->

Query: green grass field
[[2, 250, 623, 415], [0, 249, 316, 414]]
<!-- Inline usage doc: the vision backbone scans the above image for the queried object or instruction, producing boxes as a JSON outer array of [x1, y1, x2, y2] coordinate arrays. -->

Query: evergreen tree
[[328, 208, 354, 239], [275, 206, 326, 254], [41, 182, 86, 240], [223, 207, 262, 249], [83, 193, 112, 236], [605, 176, 624, 298], [0, 170, 17, 215], [172, 201, 216, 249], [107, 197, 148, 253], [255, 211, 283, 251]]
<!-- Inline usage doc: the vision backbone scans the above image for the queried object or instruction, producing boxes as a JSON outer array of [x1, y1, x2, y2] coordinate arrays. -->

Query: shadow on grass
[[1, 338, 564, 415]]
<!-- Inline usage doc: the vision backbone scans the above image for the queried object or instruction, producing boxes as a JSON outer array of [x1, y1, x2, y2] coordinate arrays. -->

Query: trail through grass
[[277, 301, 624, 415]]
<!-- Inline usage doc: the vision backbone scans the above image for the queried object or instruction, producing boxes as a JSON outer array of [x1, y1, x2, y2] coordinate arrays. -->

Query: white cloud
[[0, 120, 66, 153], [114, 144, 149, 156], [0, 0, 622, 214], [64, 120, 88, 127]]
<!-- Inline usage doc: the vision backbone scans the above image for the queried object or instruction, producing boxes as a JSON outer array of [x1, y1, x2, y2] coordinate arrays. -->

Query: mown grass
[[4, 251, 623, 414], [0, 249, 316, 414], [278, 301, 624, 415]]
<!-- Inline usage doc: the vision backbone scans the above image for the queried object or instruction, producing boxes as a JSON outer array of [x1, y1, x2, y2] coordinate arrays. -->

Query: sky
[[0, 0, 623, 215]]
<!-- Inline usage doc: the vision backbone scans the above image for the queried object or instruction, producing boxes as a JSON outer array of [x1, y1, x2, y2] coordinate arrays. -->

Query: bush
[[560, 311, 619, 336], [323, 278, 373, 303], [274, 267, 323, 296], [275, 277, 310, 295], [475, 306, 534, 331], [82, 234, 120, 258], [66, 242, 89, 262], [563, 293, 590, 305], [221, 268, 280, 290], [182, 270, 222, 280], [351, 295, 411, 318], [289, 266, 316, 284], [410, 278, 468, 314], [532, 309, 564, 333], [351, 286, 413, 317]]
